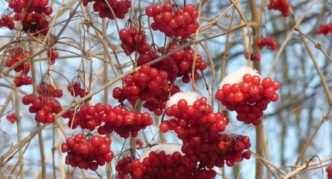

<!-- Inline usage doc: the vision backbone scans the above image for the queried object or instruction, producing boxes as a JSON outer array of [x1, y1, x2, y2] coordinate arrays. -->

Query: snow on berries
[[160, 97, 250, 167], [216, 67, 280, 125], [137, 45, 207, 83], [63, 104, 153, 138], [327, 165, 332, 179], [6, 47, 32, 87], [317, 23, 332, 35], [6, 113, 17, 124], [116, 150, 217, 179], [0, 15, 15, 30], [112, 65, 180, 115], [61, 134, 114, 171], [22, 83, 63, 124], [166, 91, 199, 108], [8, 0, 53, 35], [146, 3, 199, 38], [83, 0, 131, 19], [257, 38, 278, 51], [119, 26, 150, 56]]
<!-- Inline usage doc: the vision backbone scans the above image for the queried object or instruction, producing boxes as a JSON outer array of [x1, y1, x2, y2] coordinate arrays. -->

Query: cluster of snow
[[219, 66, 260, 88], [166, 91, 200, 108], [140, 143, 183, 161]]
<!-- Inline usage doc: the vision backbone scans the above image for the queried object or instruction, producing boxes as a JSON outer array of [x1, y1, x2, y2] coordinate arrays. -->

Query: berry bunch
[[317, 23, 332, 35], [113, 65, 180, 115], [83, 0, 131, 19], [216, 74, 280, 125], [135, 139, 143, 148], [327, 166, 332, 179], [63, 103, 112, 131], [267, 0, 290, 17], [146, 4, 199, 38], [244, 52, 261, 61], [67, 82, 89, 98], [97, 106, 154, 138], [119, 26, 150, 55], [0, 15, 15, 30], [47, 49, 59, 64], [63, 104, 153, 138], [115, 157, 134, 179], [6, 113, 17, 124], [137, 45, 207, 83], [257, 38, 278, 51], [6, 48, 32, 87], [61, 134, 114, 171], [160, 97, 250, 167], [22, 83, 63, 123], [117, 151, 216, 179], [9, 0, 53, 35]]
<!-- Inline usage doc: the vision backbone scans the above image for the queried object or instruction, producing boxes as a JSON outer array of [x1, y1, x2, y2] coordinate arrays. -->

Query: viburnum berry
[[83, 0, 131, 19], [22, 83, 63, 124], [0, 15, 15, 30], [317, 23, 332, 35], [63, 104, 153, 138], [8, 0, 53, 35], [6, 113, 17, 124], [116, 150, 217, 179], [67, 81, 90, 99], [137, 45, 207, 83], [268, 0, 290, 17], [112, 65, 180, 115], [119, 26, 150, 55], [146, 3, 199, 38], [244, 52, 261, 61], [47, 49, 59, 64], [62, 134, 114, 171], [327, 165, 332, 179], [216, 67, 280, 125], [257, 38, 278, 51]]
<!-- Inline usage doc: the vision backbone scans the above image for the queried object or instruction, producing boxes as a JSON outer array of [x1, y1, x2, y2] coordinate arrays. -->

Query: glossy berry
[[268, 0, 290, 17], [257, 38, 278, 51]]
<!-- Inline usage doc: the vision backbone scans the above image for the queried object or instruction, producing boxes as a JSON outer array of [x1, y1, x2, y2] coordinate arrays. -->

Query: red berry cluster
[[67, 82, 89, 98], [63, 104, 153, 138], [267, 0, 290, 17], [317, 23, 332, 35], [160, 97, 250, 167], [47, 49, 59, 64], [0, 15, 15, 30], [146, 4, 199, 38], [244, 52, 261, 61], [6, 113, 17, 124], [137, 45, 207, 83], [61, 134, 114, 171], [116, 151, 217, 179], [257, 38, 278, 51], [83, 0, 131, 19], [135, 139, 143, 148], [119, 26, 150, 56], [6, 48, 32, 87], [22, 83, 63, 123], [216, 74, 280, 125], [116, 156, 134, 179], [9, 0, 53, 35], [97, 106, 154, 138], [113, 65, 180, 115], [327, 166, 332, 179]]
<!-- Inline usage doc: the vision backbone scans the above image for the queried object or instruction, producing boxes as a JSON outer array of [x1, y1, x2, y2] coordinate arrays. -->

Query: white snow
[[166, 91, 200, 108], [219, 66, 260, 88], [140, 143, 183, 161]]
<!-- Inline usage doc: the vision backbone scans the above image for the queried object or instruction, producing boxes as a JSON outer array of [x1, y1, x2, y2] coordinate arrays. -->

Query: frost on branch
[[140, 144, 183, 161], [166, 91, 200, 108], [219, 66, 259, 88]]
